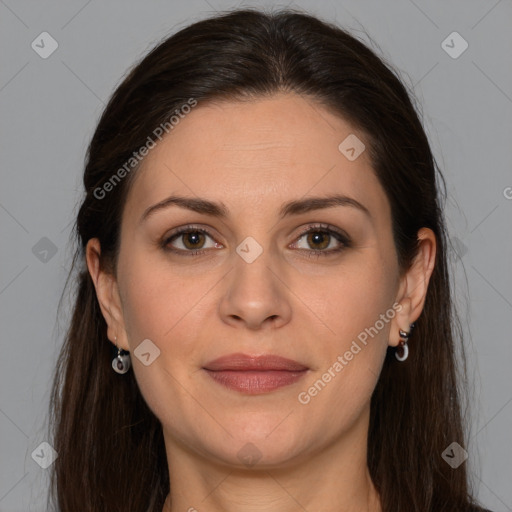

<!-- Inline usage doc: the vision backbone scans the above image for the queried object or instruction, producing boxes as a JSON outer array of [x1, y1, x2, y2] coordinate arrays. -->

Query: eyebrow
[[140, 193, 371, 223]]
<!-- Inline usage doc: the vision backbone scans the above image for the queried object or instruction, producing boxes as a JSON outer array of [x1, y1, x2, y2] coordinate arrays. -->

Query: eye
[[162, 225, 221, 256], [292, 223, 351, 257], [161, 223, 351, 257]]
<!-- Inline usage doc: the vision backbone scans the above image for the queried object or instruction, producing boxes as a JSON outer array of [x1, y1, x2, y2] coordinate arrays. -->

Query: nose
[[218, 250, 292, 331]]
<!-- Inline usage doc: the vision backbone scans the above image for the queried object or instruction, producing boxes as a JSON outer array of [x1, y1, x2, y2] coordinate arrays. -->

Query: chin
[[202, 415, 313, 470], [213, 439, 309, 471]]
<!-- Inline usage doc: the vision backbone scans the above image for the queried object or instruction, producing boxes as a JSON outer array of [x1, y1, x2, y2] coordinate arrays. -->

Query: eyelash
[[161, 223, 351, 258]]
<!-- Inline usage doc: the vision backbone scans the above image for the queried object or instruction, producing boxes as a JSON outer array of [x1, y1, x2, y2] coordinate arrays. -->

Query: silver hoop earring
[[395, 323, 415, 362], [112, 336, 131, 374]]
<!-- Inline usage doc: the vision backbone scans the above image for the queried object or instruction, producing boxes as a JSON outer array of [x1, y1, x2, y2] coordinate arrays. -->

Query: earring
[[395, 322, 415, 362], [112, 336, 131, 374]]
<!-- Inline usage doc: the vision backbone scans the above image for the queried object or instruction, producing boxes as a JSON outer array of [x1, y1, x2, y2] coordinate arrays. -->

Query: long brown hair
[[47, 7, 487, 511]]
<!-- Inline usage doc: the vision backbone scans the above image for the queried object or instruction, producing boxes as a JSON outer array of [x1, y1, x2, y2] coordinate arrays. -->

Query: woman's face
[[92, 92, 420, 469]]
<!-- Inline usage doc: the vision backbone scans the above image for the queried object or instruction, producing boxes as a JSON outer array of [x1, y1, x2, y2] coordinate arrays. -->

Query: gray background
[[1, 0, 511, 510]]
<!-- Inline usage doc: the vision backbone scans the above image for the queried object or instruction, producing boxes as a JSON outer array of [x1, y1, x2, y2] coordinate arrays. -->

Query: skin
[[86, 92, 436, 512]]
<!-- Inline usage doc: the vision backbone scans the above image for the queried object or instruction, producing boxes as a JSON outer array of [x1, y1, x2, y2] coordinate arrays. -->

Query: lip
[[203, 353, 309, 371], [203, 353, 309, 394]]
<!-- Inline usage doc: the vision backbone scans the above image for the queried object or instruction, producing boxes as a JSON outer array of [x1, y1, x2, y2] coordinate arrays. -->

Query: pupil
[[186, 232, 202, 248], [309, 231, 328, 249]]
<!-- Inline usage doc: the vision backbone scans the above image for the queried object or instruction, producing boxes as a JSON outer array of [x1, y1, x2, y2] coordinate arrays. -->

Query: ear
[[85, 238, 130, 351], [389, 227, 436, 347]]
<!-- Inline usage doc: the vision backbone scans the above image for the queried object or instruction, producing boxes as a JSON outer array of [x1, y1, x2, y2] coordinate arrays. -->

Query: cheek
[[117, 249, 215, 388], [306, 251, 398, 404], [116, 256, 206, 426], [118, 247, 193, 343], [322, 257, 397, 345], [120, 277, 170, 343]]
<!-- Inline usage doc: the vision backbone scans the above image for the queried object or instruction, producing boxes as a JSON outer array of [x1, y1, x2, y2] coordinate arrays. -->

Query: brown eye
[[163, 227, 220, 256], [305, 231, 331, 250], [293, 225, 350, 256], [162, 223, 350, 258], [180, 231, 206, 250]]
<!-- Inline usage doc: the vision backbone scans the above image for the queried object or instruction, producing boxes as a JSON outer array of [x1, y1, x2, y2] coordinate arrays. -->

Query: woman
[[47, 7, 492, 512]]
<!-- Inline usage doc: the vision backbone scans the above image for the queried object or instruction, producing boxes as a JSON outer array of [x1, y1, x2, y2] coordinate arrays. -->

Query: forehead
[[123, 92, 389, 225]]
